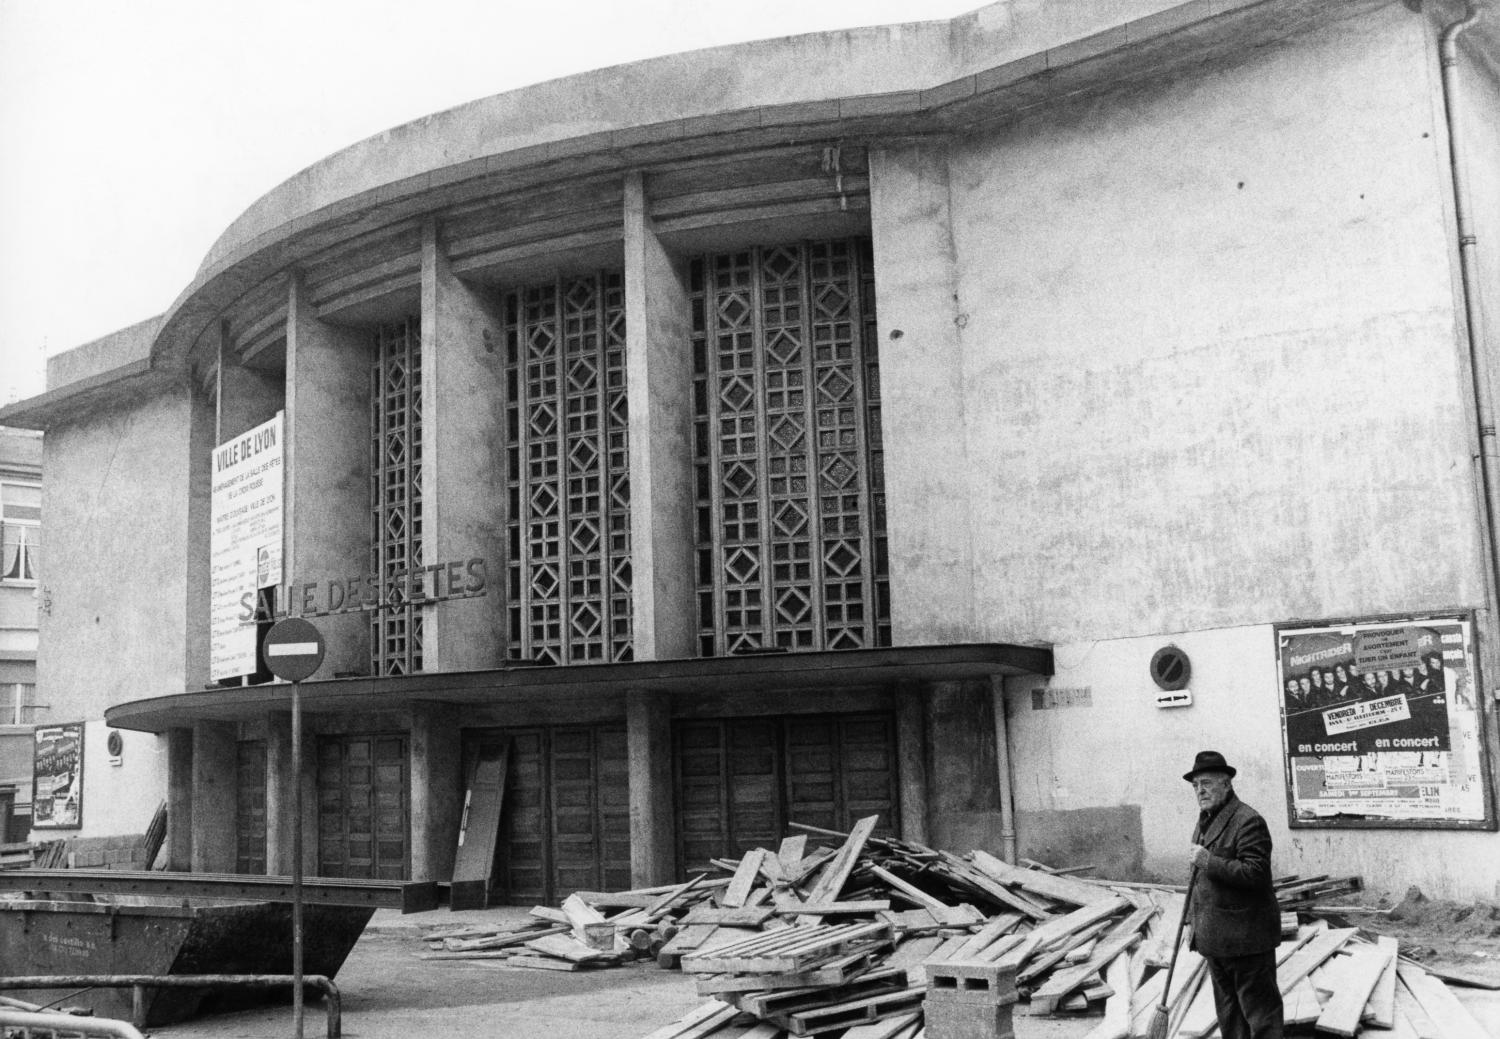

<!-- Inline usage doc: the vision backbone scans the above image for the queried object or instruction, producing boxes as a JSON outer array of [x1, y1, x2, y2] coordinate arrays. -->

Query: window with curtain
[[1, 481, 40, 583]]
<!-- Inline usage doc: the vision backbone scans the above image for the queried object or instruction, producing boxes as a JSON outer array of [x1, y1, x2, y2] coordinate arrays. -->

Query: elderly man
[[1184, 751, 1284, 1039]]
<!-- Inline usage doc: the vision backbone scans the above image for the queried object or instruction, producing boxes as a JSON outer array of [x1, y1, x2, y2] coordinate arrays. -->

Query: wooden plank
[[696, 943, 890, 994], [1364, 935, 1399, 1029], [867, 864, 947, 910], [1127, 969, 1168, 1038], [1026, 906, 1152, 1011], [1173, 967, 1219, 1038], [1282, 976, 1323, 1027], [442, 923, 567, 951], [842, 1012, 921, 1039], [796, 814, 880, 923], [971, 850, 1115, 906], [1316, 941, 1397, 1037], [783, 986, 927, 1034], [995, 895, 1131, 973], [1396, 963, 1491, 1039], [682, 905, 776, 927], [785, 900, 890, 915], [522, 933, 619, 963], [777, 834, 807, 875], [638, 1001, 740, 1039], [1393, 974, 1443, 1039], [680, 921, 893, 974], [722, 848, 767, 908], [1015, 917, 1114, 983], [1276, 927, 1357, 994], [450, 740, 508, 910], [1081, 951, 1134, 1039], [1142, 891, 1186, 968], [738, 967, 908, 1019]]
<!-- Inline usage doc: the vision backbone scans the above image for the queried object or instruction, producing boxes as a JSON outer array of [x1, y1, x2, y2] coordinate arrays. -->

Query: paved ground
[[141, 905, 1500, 1039]]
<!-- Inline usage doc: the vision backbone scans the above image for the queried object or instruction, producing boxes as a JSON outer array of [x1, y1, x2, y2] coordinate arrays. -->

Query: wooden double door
[[674, 712, 899, 873], [317, 734, 410, 880], [468, 724, 631, 905]]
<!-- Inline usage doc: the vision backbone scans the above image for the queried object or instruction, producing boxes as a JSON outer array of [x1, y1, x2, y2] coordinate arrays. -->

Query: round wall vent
[[1150, 646, 1192, 691], [106, 730, 124, 757]]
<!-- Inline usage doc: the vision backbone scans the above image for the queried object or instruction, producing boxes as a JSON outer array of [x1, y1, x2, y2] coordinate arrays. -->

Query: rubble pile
[[415, 818, 1490, 1039]]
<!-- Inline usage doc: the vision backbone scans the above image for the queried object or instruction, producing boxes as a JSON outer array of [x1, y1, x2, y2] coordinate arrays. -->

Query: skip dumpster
[[0, 896, 372, 1026]]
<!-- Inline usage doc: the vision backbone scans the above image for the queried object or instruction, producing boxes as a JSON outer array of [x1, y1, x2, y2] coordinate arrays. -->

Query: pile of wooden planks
[[414, 818, 1489, 1039]]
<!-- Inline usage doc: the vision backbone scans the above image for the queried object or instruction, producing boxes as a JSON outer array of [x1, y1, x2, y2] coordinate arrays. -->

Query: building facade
[[3, 0, 1498, 900], [0, 426, 44, 842]]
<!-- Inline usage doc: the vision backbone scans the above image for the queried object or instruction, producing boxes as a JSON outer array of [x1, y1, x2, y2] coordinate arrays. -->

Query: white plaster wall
[[35, 391, 192, 840], [1005, 627, 1500, 901], [939, 3, 1484, 645], [70, 722, 167, 840], [38, 391, 194, 723]]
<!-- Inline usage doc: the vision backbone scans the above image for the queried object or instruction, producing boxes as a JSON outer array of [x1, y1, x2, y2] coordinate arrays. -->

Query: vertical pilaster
[[626, 689, 674, 886], [420, 219, 507, 671], [409, 701, 461, 881], [867, 145, 977, 643], [623, 172, 696, 660], [895, 682, 929, 845], [286, 273, 369, 677], [166, 727, 193, 871], [190, 721, 238, 872], [266, 711, 293, 873]]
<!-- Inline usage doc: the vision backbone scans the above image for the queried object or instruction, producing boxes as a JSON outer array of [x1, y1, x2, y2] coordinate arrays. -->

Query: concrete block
[[925, 957, 1019, 1005], [923, 998, 1015, 1039]]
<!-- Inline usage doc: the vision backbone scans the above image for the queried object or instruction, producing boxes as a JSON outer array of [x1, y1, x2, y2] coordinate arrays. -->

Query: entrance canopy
[[105, 643, 1052, 733]]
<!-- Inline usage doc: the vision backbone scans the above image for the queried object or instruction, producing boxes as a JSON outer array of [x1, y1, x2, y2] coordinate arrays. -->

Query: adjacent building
[[0, 426, 44, 842], [2, 0, 1497, 901]]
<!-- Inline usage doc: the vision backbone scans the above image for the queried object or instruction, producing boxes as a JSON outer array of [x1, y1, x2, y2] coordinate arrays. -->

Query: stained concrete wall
[[33, 389, 193, 838], [869, 6, 1499, 896], [1004, 626, 1500, 900], [943, 5, 1484, 645]]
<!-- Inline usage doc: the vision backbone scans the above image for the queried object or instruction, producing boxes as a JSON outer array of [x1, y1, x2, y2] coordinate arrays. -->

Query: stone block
[[922, 998, 1015, 1039], [925, 957, 1019, 1005]]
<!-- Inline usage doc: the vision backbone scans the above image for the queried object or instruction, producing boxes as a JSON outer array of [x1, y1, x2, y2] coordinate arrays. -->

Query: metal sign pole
[[291, 675, 304, 1039], [262, 617, 322, 1039]]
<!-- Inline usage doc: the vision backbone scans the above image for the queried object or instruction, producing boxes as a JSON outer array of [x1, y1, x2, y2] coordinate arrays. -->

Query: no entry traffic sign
[[262, 618, 325, 683]]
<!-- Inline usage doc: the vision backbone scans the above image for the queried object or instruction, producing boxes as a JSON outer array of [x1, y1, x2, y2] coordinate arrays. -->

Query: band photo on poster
[[31, 722, 84, 830], [1276, 613, 1494, 829]]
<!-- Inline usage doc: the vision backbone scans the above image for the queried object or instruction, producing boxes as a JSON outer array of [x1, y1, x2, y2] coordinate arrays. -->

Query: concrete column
[[409, 701, 461, 881], [867, 145, 977, 643], [189, 721, 237, 873], [895, 682, 929, 845], [922, 679, 1002, 852], [184, 366, 219, 691], [623, 172, 697, 660], [286, 274, 370, 677], [165, 728, 193, 871], [420, 219, 507, 671], [626, 689, 675, 886], [265, 711, 293, 873]]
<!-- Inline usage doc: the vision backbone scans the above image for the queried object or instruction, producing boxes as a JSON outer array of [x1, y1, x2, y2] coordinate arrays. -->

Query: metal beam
[[0, 870, 439, 913]]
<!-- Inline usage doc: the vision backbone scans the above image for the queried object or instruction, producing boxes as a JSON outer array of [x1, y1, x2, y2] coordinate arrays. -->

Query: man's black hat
[[1183, 750, 1237, 782]]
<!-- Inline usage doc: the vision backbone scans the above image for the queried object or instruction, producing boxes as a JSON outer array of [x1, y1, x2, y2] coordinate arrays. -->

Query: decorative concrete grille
[[692, 240, 889, 656], [503, 272, 632, 665], [371, 318, 423, 675]]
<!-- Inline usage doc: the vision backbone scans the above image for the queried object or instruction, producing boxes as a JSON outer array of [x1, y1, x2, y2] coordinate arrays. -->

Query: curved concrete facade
[[4, 0, 1500, 902]]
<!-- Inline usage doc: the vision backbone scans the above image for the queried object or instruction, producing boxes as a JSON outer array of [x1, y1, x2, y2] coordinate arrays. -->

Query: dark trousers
[[1205, 950, 1283, 1039]]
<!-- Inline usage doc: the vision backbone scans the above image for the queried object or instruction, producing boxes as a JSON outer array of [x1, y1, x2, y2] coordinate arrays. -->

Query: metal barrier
[[0, 974, 340, 1038], [0, 1006, 146, 1039]]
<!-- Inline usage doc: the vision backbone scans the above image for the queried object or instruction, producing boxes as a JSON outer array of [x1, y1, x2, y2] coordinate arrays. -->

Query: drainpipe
[[990, 676, 1018, 864], [1438, 2, 1500, 697]]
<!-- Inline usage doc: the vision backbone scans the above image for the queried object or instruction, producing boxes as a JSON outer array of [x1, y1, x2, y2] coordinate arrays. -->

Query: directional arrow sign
[[262, 618, 325, 683]]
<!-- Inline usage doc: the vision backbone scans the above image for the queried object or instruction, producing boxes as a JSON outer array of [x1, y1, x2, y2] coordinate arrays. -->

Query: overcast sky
[[0, 0, 975, 406]]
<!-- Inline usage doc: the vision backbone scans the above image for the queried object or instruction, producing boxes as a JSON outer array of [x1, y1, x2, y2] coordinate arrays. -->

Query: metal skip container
[[0, 896, 373, 1026]]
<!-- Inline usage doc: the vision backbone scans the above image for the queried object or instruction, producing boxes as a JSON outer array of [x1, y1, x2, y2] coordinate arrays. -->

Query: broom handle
[[1160, 865, 1198, 1006]]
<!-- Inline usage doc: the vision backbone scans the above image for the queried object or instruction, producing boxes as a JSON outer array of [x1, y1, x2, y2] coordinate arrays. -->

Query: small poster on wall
[[1276, 613, 1494, 829], [32, 722, 84, 829]]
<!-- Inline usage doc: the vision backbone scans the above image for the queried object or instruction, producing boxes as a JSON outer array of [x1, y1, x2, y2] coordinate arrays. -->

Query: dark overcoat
[[1187, 792, 1281, 958]]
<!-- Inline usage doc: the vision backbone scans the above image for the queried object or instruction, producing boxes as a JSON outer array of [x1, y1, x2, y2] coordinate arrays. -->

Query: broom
[[1147, 866, 1196, 1039]]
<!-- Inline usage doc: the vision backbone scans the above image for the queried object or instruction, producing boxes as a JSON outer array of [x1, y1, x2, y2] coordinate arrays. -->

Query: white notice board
[[209, 412, 284, 681]]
